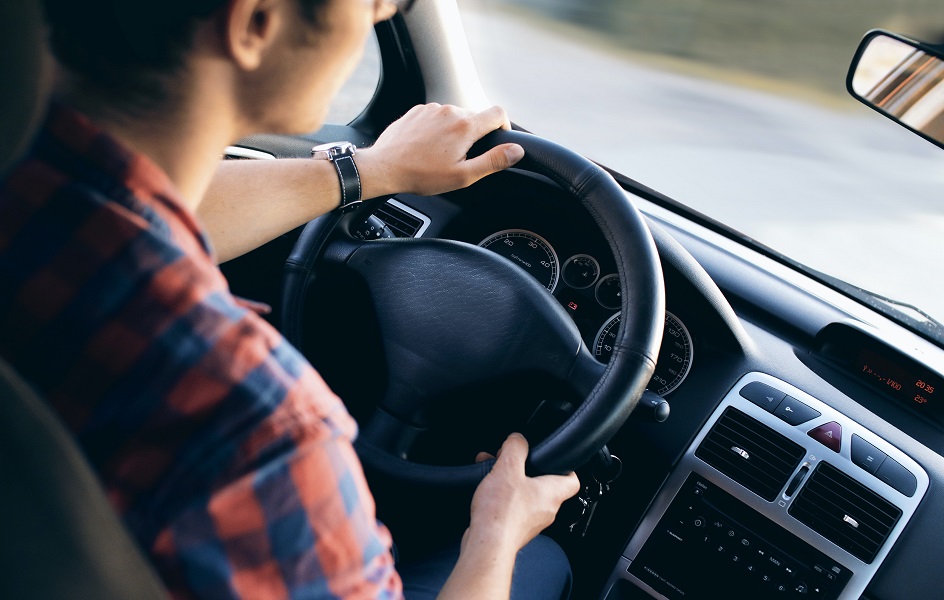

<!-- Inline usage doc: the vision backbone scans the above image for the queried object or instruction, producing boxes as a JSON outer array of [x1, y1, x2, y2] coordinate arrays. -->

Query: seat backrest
[[0, 357, 168, 599], [0, 3, 168, 598]]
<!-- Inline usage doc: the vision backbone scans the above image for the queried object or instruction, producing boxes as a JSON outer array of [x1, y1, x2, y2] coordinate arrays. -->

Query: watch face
[[311, 142, 356, 159]]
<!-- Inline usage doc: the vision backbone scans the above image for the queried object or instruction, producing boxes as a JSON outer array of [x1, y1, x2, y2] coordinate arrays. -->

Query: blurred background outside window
[[327, 1, 944, 322], [459, 0, 944, 322]]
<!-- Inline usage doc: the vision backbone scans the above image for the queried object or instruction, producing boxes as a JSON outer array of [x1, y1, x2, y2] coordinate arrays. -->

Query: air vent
[[789, 461, 902, 564], [373, 200, 430, 238], [696, 407, 805, 501], [223, 146, 275, 160]]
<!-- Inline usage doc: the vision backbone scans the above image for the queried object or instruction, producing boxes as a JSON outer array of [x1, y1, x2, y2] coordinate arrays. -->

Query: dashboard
[[607, 372, 928, 599], [222, 144, 944, 600], [472, 227, 693, 397], [401, 168, 717, 403], [453, 245, 690, 403]]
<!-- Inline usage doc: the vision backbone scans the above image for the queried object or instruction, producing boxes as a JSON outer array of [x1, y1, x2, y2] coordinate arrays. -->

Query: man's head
[[43, 0, 397, 135]]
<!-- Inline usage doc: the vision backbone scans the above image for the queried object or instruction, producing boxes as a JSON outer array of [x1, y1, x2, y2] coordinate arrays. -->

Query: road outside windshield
[[457, 0, 944, 324]]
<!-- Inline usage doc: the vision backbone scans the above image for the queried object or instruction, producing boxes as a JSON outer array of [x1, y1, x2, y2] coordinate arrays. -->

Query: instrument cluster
[[477, 227, 694, 397]]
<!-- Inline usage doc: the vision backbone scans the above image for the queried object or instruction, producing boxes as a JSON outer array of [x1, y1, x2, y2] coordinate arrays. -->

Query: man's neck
[[56, 69, 238, 214]]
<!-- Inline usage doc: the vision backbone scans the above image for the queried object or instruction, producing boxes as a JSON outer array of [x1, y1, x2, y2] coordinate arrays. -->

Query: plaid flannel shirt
[[0, 104, 402, 599]]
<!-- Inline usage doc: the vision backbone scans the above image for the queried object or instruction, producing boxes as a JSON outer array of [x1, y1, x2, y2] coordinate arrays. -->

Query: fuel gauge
[[595, 274, 622, 310], [562, 254, 600, 289]]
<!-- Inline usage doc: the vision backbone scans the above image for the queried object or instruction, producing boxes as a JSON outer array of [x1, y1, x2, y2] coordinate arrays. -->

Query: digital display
[[854, 347, 944, 418], [814, 324, 944, 427]]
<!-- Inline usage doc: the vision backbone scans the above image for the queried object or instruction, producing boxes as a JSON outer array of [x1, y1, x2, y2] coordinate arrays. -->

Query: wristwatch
[[311, 141, 362, 213]]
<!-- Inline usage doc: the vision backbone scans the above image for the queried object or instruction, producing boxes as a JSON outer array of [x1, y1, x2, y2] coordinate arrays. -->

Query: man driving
[[0, 0, 579, 598]]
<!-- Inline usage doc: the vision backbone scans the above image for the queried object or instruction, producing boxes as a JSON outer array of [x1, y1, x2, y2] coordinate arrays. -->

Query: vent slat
[[795, 487, 887, 543], [814, 468, 902, 521], [696, 407, 805, 501], [698, 439, 791, 484], [716, 418, 803, 459], [708, 422, 799, 471], [789, 462, 902, 564], [374, 204, 423, 238], [696, 446, 786, 493], [789, 505, 879, 558], [803, 468, 901, 528]]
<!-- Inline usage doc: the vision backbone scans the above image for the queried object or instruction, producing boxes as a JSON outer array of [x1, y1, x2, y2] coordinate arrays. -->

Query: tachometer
[[479, 229, 560, 292], [594, 310, 694, 396]]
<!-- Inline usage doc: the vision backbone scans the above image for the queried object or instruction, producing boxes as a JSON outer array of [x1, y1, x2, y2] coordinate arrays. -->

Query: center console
[[602, 372, 928, 599]]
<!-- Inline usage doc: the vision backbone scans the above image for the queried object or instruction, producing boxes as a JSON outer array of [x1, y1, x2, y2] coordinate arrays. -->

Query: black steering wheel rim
[[282, 129, 664, 486]]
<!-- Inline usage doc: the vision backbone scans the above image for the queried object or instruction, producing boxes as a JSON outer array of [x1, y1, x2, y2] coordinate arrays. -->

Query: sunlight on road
[[459, 2, 944, 322]]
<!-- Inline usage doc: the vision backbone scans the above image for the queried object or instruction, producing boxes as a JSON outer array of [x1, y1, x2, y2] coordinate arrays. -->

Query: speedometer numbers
[[479, 229, 560, 292], [594, 311, 694, 396]]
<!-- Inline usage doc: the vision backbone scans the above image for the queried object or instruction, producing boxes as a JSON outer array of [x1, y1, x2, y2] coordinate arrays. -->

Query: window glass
[[460, 0, 944, 322], [325, 31, 381, 125]]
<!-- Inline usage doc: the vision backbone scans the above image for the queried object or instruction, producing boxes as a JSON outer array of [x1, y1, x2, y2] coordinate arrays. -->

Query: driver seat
[[0, 357, 167, 599], [0, 3, 167, 598]]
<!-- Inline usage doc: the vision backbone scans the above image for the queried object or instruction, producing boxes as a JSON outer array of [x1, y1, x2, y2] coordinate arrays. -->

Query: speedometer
[[594, 310, 694, 396], [479, 229, 560, 292]]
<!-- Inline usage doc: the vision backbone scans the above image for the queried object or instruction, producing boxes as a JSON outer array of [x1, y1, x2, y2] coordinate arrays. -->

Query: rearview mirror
[[848, 30, 944, 150]]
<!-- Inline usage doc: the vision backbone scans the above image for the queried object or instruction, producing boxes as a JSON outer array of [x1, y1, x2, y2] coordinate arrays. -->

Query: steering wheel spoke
[[357, 407, 426, 459], [566, 345, 608, 399]]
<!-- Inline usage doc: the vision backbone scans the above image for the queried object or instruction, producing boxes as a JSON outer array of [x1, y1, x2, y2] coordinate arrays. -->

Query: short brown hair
[[43, 0, 328, 112]]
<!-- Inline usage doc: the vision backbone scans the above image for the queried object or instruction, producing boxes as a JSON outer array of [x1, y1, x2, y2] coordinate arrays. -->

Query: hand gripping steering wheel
[[282, 129, 664, 486]]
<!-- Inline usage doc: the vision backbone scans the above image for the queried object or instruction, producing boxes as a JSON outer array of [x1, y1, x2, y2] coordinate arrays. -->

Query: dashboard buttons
[[808, 422, 842, 453], [851, 434, 887, 475], [740, 381, 828, 428], [775, 396, 821, 426], [629, 473, 853, 599], [876, 457, 918, 497], [739, 381, 786, 412]]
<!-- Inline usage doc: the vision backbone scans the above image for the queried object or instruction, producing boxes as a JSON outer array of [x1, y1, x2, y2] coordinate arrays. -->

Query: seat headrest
[[0, 3, 52, 178]]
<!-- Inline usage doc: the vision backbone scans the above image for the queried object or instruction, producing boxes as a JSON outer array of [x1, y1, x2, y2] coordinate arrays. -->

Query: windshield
[[459, 0, 944, 325]]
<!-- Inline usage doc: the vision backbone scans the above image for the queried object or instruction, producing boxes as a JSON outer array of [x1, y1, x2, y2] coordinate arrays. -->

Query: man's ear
[[224, 0, 282, 71]]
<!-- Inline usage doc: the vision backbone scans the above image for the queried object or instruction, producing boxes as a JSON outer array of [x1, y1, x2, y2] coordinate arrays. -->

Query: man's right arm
[[437, 433, 581, 600], [198, 104, 525, 264]]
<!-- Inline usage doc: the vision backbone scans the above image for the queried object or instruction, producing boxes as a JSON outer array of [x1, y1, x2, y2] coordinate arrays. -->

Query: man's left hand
[[356, 103, 525, 199]]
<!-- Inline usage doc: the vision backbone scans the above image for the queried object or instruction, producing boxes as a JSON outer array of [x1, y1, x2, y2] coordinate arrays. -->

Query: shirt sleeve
[[0, 107, 403, 600], [148, 369, 404, 600]]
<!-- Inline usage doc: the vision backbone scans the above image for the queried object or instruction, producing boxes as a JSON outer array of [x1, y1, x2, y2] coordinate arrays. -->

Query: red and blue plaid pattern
[[0, 105, 402, 599]]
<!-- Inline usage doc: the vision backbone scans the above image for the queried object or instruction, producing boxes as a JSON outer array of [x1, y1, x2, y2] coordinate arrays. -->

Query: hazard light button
[[808, 421, 842, 453]]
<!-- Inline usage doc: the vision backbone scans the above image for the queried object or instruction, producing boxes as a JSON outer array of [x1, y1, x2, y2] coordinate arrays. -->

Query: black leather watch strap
[[332, 153, 362, 213], [312, 142, 363, 213]]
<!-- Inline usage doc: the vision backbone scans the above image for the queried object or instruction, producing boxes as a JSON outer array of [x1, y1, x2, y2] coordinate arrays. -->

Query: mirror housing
[[848, 29, 944, 150]]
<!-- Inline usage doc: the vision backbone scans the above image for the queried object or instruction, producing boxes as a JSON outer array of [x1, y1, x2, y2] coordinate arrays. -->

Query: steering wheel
[[282, 129, 664, 486]]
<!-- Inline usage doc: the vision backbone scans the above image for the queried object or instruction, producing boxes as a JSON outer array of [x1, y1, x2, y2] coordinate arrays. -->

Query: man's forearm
[[198, 158, 343, 264], [436, 530, 518, 600], [199, 103, 524, 264]]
